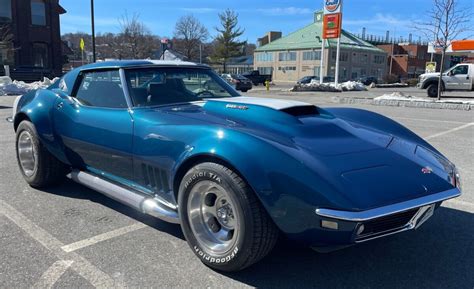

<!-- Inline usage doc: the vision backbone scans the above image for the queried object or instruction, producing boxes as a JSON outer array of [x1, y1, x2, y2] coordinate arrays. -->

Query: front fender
[[325, 107, 441, 155], [173, 128, 354, 235]]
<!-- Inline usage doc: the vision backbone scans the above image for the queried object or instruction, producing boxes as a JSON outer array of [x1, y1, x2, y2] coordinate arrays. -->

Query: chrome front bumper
[[315, 188, 461, 242]]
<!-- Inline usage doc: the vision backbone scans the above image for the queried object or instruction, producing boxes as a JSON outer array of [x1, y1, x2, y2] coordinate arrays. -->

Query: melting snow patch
[[0, 76, 59, 96], [291, 80, 367, 92], [375, 92, 474, 104]]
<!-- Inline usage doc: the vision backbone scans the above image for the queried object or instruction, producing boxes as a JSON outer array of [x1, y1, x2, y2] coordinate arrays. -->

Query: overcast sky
[[59, 0, 474, 43]]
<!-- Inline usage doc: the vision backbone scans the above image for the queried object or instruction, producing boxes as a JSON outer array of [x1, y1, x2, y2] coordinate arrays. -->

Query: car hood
[[420, 72, 440, 78], [160, 97, 454, 210]]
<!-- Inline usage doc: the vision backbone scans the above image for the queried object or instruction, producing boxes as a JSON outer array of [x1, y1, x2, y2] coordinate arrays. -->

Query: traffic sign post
[[322, 0, 343, 85], [80, 38, 85, 65]]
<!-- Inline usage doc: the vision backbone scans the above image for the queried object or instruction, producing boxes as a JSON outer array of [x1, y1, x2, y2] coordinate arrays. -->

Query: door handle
[[57, 102, 64, 109]]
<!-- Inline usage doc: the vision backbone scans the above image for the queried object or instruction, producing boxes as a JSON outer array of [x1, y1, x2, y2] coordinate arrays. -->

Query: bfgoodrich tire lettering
[[178, 162, 278, 272], [15, 120, 68, 188]]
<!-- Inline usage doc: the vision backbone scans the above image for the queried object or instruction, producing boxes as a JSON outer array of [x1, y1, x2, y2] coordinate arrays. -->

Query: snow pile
[[375, 83, 408, 88], [374, 92, 474, 104], [291, 80, 367, 92], [0, 76, 59, 96]]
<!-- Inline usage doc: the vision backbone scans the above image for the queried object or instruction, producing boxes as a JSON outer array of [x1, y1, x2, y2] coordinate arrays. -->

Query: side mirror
[[447, 71, 453, 76]]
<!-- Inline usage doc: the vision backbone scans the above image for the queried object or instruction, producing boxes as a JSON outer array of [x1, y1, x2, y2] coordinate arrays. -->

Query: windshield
[[124, 67, 240, 107]]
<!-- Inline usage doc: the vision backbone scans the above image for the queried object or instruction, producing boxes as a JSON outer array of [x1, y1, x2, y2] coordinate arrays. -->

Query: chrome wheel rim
[[188, 181, 239, 255], [17, 131, 36, 177]]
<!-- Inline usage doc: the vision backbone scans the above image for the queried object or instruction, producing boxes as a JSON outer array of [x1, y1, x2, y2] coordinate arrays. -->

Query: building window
[[256, 52, 273, 62], [257, 67, 272, 75], [0, 0, 12, 22], [31, 0, 46, 26], [278, 66, 296, 71], [278, 52, 296, 61], [373, 55, 385, 64], [303, 51, 321, 61], [331, 51, 348, 62], [314, 66, 320, 77], [32, 43, 49, 67]]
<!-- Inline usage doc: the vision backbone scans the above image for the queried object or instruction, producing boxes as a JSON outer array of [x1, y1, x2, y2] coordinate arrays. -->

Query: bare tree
[[115, 13, 159, 59], [416, 0, 472, 100], [0, 24, 15, 65], [173, 15, 209, 61]]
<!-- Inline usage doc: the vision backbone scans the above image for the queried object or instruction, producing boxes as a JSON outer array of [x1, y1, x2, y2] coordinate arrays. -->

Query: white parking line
[[443, 199, 474, 214], [393, 116, 467, 125], [0, 199, 121, 288], [425, 123, 474, 140], [61, 223, 147, 253], [32, 260, 73, 289]]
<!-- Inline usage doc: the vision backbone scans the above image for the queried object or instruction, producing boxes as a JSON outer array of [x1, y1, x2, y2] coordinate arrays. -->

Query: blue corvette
[[9, 60, 461, 271]]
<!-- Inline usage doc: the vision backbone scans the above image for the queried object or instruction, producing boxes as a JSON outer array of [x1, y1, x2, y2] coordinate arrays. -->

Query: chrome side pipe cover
[[69, 171, 179, 224]]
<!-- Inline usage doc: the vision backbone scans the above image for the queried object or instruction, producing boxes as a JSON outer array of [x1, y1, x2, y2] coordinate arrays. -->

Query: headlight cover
[[452, 166, 462, 192]]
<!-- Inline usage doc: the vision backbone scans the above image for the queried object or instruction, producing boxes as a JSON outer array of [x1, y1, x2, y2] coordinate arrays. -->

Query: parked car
[[221, 74, 252, 92], [9, 60, 461, 272], [297, 75, 317, 84], [296, 76, 336, 85], [242, 70, 272, 86], [418, 63, 474, 97], [359, 76, 378, 85]]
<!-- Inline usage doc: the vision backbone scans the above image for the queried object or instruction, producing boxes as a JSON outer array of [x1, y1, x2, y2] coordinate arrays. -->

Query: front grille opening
[[356, 208, 419, 240], [280, 105, 319, 117]]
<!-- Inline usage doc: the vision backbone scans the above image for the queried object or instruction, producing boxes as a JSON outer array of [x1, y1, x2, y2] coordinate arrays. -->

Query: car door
[[53, 69, 134, 181], [451, 64, 471, 90]]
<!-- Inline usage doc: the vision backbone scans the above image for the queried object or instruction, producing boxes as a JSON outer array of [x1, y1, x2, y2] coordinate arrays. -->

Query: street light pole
[[91, 0, 96, 62]]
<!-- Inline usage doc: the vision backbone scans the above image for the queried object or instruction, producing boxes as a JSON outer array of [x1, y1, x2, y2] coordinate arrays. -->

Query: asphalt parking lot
[[0, 93, 473, 288]]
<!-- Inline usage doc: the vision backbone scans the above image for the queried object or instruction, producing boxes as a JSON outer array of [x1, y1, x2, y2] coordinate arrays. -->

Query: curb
[[338, 97, 473, 111]]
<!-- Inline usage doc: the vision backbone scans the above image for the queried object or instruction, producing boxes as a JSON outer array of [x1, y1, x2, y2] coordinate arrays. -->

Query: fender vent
[[280, 105, 319, 117], [141, 164, 170, 192]]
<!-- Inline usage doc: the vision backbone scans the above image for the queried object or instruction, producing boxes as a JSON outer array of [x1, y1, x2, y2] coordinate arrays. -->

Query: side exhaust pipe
[[69, 171, 179, 224]]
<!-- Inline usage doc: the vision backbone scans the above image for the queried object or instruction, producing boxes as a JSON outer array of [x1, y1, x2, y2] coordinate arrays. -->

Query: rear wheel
[[16, 120, 68, 188], [178, 162, 278, 272], [240, 89, 249, 93]]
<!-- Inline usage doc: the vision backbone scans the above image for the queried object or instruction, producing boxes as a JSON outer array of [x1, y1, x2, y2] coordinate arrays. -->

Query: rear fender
[[16, 89, 71, 165]]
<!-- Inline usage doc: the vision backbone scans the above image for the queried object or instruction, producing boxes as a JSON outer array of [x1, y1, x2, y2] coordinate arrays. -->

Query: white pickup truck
[[418, 63, 474, 97]]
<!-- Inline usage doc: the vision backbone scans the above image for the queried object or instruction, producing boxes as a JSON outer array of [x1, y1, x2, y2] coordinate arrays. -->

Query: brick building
[[0, 0, 66, 81], [377, 43, 441, 80]]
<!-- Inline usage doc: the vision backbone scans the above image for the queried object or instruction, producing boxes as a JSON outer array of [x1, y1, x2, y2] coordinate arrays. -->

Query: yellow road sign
[[80, 38, 85, 51], [425, 62, 436, 73]]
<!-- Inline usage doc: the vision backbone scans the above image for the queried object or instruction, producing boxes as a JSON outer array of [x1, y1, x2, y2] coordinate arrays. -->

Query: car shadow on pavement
[[224, 207, 474, 289], [39, 181, 473, 288], [41, 179, 185, 240], [439, 95, 474, 100]]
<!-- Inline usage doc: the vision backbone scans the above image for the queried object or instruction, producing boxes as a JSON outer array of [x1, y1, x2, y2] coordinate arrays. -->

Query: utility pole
[[199, 44, 202, 64], [90, 0, 96, 62]]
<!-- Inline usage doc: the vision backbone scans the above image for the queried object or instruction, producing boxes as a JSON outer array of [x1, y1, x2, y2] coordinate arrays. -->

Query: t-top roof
[[255, 22, 384, 53]]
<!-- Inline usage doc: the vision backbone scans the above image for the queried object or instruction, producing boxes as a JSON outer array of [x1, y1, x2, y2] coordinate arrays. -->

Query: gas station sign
[[324, 0, 342, 14], [322, 0, 342, 39], [323, 13, 341, 39]]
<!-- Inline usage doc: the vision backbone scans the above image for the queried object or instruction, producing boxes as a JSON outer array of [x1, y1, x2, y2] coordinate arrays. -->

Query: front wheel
[[427, 84, 438, 98], [178, 162, 278, 272]]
